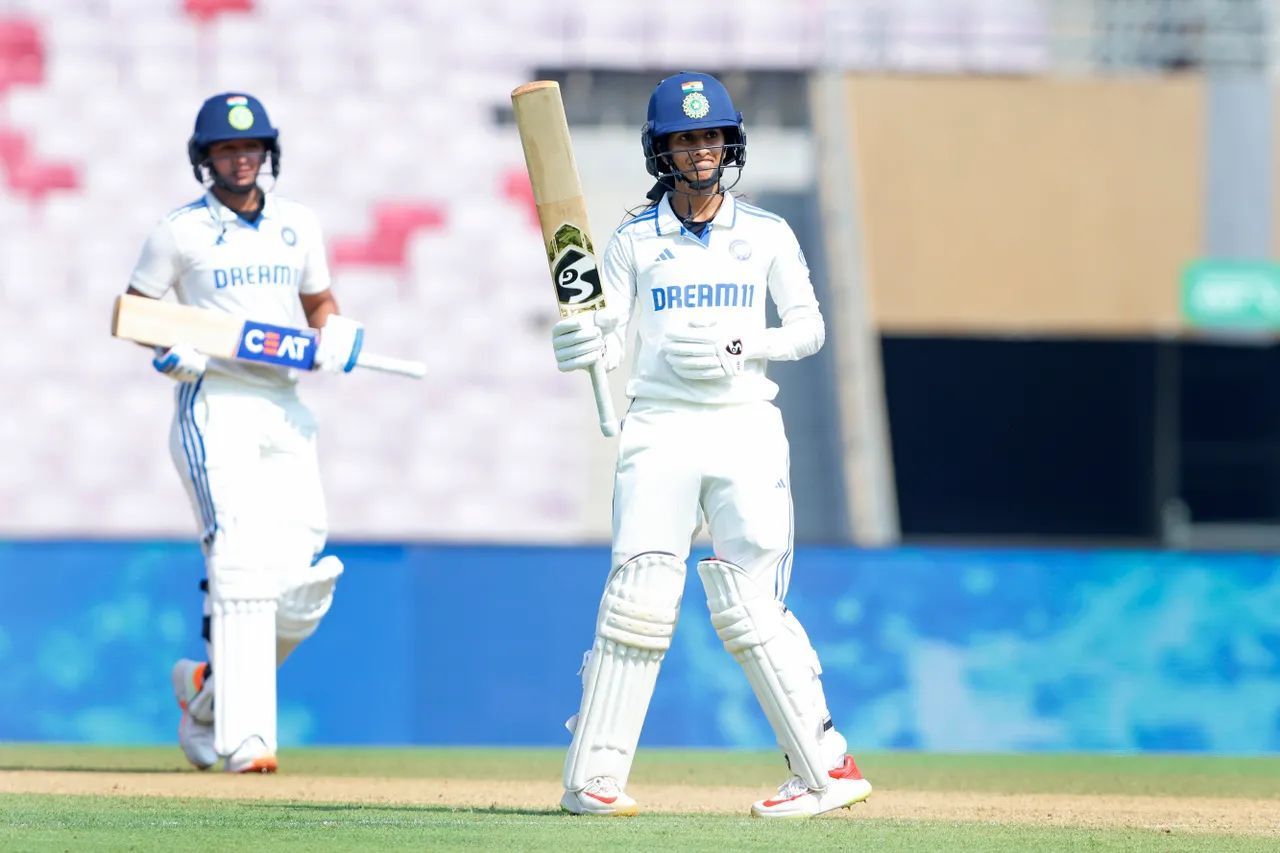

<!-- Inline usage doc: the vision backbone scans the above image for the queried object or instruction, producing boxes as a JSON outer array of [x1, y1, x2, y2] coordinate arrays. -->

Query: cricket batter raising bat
[[125, 93, 356, 773], [552, 72, 872, 818]]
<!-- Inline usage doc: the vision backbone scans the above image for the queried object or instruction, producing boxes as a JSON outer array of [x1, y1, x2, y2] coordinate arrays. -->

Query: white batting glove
[[313, 315, 364, 374], [665, 323, 755, 380], [152, 344, 208, 383], [552, 313, 613, 373]]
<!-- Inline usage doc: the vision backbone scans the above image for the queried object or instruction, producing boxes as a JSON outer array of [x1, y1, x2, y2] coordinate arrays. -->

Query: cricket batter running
[[125, 93, 359, 772], [551, 71, 873, 817]]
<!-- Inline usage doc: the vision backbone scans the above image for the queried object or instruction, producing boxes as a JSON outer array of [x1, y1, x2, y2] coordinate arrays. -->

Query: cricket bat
[[111, 294, 426, 379], [510, 80, 619, 438]]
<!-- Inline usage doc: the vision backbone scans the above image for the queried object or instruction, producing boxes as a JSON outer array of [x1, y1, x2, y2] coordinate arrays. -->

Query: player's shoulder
[[164, 196, 209, 223], [614, 204, 660, 236], [269, 194, 324, 231], [268, 194, 318, 219], [734, 198, 786, 225]]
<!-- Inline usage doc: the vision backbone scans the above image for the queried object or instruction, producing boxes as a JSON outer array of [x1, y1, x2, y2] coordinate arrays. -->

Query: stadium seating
[[0, 0, 1051, 539]]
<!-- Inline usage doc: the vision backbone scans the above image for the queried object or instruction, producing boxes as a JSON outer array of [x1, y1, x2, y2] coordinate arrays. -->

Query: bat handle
[[588, 359, 619, 437], [354, 351, 427, 379]]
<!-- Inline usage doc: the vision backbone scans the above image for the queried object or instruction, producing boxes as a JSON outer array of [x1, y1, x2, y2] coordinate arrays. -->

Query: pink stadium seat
[[501, 168, 539, 230], [0, 126, 80, 202], [183, 0, 254, 22], [330, 201, 447, 268], [0, 127, 27, 168], [0, 18, 43, 93]]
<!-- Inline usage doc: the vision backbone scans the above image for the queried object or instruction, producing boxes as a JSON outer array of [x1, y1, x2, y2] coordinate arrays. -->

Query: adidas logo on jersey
[[654, 248, 675, 263]]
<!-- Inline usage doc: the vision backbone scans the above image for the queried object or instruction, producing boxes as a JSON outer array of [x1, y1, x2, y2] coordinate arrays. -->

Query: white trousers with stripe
[[612, 398, 794, 596], [168, 372, 328, 580], [168, 373, 329, 759], [563, 397, 835, 788]]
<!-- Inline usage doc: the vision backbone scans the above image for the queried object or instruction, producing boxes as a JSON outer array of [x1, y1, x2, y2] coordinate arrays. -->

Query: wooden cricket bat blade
[[511, 80, 619, 437], [111, 294, 425, 379]]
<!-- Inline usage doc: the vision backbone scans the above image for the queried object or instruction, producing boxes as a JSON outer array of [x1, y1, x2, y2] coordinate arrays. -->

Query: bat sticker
[[548, 223, 603, 308], [235, 321, 318, 369]]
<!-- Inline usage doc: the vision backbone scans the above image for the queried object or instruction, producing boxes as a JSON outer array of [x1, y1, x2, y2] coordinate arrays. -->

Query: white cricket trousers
[[612, 397, 795, 599], [168, 373, 327, 563]]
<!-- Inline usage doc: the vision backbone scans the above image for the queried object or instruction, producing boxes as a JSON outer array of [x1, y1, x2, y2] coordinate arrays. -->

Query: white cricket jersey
[[601, 192, 825, 404], [127, 190, 331, 388]]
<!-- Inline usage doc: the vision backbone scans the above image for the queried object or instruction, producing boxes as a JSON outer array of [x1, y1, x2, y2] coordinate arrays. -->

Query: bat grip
[[354, 351, 427, 379], [588, 359, 619, 437]]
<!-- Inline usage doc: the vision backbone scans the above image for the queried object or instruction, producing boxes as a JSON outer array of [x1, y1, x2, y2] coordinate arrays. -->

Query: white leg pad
[[563, 551, 686, 791], [277, 555, 344, 651], [697, 557, 831, 790], [209, 557, 279, 758]]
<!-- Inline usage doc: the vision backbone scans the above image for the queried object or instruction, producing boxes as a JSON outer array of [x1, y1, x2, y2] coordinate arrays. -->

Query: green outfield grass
[[3, 745, 1278, 852], [5, 793, 1277, 853], [4, 743, 1279, 797]]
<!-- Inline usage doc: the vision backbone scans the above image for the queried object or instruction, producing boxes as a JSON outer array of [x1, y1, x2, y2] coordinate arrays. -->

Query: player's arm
[[665, 223, 822, 380], [124, 220, 208, 381], [760, 224, 825, 362], [300, 288, 339, 329], [297, 217, 363, 374], [597, 232, 636, 366]]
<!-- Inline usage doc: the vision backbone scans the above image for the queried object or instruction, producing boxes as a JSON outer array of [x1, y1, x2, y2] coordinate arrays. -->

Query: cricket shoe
[[225, 735, 278, 774], [560, 777, 639, 816], [750, 755, 872, 818], [171, 659, 216, 771]]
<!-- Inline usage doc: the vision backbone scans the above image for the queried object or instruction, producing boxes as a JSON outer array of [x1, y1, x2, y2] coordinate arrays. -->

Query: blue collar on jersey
[[203, 189, 277, 231], [655, 191, 739, 243]]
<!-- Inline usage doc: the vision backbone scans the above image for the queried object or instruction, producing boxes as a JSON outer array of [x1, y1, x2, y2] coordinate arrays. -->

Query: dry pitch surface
[[4, 766, 1278, 837]]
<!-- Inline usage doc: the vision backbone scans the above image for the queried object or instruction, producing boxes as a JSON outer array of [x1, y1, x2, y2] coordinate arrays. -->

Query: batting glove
[[313, 315, 364, 374], [665, 323, 755, 380], [152, 344, 208, 383], [552, 313, 616, 373]]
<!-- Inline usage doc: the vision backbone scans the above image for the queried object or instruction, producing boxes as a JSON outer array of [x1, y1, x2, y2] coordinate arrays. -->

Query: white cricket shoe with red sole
[[225, 735, 278, 774], [560, 776, 639, 816], [171, 659, 216, 771], [751, 755, 873, 818]]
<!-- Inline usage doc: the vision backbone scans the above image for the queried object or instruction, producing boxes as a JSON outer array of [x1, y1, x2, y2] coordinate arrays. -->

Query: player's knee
[[276, 556, 344, 642], [696, 557, 787, 652], [206, 546, 278, 602], [597, 551, 686, 652]]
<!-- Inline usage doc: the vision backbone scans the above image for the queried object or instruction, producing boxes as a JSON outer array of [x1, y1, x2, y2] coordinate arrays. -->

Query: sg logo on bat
[[235, 321, 318, 369], [548, 222, 603, 308]]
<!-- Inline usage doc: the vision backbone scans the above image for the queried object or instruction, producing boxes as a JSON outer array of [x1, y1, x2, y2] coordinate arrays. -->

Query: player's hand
[[314, 315, 364, 374], [152, 344, 208, 383], [552, 314, 607, 372], [665, 322, 754, 380]]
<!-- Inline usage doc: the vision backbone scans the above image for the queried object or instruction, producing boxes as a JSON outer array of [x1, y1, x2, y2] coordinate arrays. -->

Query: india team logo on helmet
[[227, 95, 256, 131], [682, 92, 710, 119]]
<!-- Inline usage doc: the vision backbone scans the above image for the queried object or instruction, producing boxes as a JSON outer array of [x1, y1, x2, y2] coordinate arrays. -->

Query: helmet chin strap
[[214, 176, 258, 196], [679, 166, 723, 192]]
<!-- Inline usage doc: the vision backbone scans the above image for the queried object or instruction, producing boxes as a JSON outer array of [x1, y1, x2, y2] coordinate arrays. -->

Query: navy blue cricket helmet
[[641, 71, 746, 183], [187, 92, 281, 184]]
